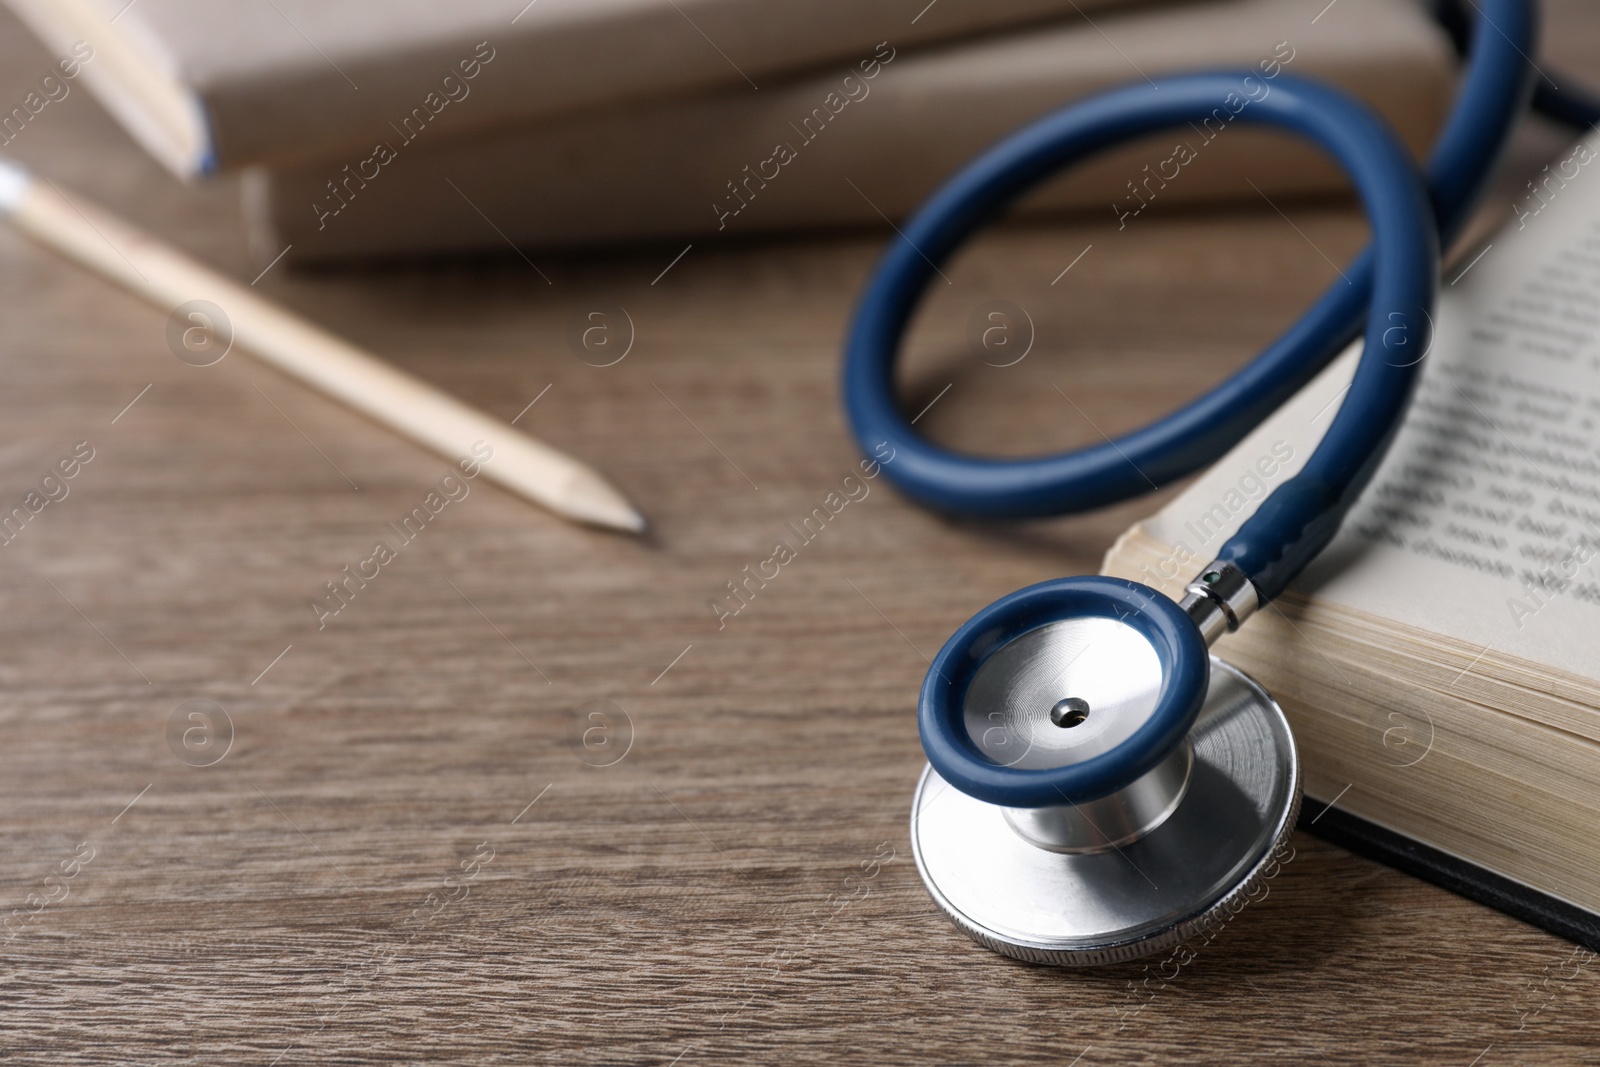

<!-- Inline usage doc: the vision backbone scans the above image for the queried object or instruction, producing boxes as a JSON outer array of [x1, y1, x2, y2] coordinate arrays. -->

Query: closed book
[[243, 0, 1454, 264], [1101, 129, 1600, 947], [0, 0, 1145, 176]]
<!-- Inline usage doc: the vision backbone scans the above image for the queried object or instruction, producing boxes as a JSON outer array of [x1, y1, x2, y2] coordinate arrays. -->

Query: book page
[[1137, 131, 1600, 680]]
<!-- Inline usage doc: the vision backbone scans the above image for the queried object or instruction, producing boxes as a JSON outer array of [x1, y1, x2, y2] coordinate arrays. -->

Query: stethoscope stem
[[1179, 561, 1260, 647]]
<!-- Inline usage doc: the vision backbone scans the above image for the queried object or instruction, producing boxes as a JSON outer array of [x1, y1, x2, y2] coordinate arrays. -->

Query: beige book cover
[[0, 0, 1148, 176], [1103, 130, 1600, 914], [245, 0, 1454, 264]]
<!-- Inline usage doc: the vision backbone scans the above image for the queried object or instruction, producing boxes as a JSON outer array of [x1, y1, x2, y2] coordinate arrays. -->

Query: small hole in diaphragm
[[1050, 697, 1090, 729]]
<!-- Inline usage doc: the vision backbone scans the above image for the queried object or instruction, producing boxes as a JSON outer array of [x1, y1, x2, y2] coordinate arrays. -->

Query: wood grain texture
[[1, 4, 1599, 1064]]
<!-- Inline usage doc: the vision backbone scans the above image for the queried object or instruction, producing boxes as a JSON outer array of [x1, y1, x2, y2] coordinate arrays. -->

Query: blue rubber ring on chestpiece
[[919, 576, 1207, 808]]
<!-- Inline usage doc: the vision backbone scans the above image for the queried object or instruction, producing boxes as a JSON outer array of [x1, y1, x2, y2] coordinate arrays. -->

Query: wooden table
[[3, 5, 1599, 1064]]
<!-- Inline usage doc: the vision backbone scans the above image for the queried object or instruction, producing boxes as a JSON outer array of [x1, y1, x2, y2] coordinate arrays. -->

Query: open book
[[1103, 131, 1600, 944]]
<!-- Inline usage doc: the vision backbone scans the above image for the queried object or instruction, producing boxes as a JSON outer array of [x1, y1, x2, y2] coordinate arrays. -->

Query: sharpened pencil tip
[[561, 470, 648, 535], [608, 506, 649, 536]]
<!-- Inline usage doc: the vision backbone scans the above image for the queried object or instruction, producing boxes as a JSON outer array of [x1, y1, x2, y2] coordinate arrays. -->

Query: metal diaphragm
[[911, 656, 1299, 967]]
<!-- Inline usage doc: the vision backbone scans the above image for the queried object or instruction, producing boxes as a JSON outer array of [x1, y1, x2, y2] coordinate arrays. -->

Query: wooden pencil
[[0, 161, 646, 534]]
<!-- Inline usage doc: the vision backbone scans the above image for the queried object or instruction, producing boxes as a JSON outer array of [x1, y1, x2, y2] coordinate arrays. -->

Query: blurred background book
[[5, 0, 1139, 173], [2, 0, 1457, 263]]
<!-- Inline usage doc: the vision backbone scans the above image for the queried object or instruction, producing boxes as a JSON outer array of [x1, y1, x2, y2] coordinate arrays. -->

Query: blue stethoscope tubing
[[841, 0, 1575, 808], [843, 0, 1540, 603], [1433, 0, 1600, 133], [845, 72, 1440, 604]]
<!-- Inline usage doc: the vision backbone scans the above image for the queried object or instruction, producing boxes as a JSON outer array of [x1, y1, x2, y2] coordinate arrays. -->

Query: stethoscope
[[841, 0, 1599, 966]]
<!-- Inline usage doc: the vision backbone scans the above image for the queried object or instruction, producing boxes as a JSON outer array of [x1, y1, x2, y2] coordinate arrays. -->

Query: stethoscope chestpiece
[[911, 575, 1300, 966]]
